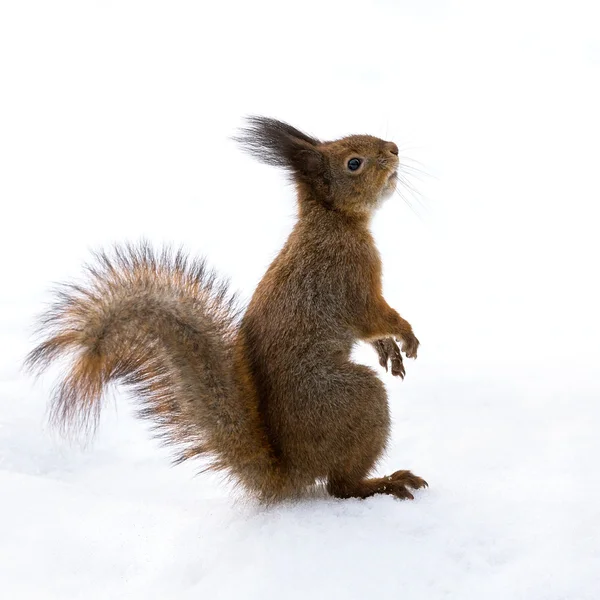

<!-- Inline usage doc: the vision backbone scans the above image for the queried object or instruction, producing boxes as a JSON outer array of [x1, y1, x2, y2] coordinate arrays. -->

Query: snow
[[1, 1, 600, 598]]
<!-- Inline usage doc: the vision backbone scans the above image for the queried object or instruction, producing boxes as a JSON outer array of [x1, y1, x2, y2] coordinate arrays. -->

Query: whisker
[[398, 163, 434, 180], [389, 148, 434, 219], [397, 173, 431, 215], [394, 185, 424, 220], [397, 172, 424, 198], [398, 155, 430, 170]]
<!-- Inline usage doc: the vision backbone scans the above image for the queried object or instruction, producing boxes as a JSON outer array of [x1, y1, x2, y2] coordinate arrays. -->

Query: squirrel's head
[[235, 117, 400, 217]]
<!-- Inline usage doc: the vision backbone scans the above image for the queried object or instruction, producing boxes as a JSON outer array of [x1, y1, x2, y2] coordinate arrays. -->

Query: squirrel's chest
[[257, 236, 381, 316]]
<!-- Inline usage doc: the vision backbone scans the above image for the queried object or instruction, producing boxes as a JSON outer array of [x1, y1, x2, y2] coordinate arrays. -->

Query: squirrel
[[26, 117, 427, 503]]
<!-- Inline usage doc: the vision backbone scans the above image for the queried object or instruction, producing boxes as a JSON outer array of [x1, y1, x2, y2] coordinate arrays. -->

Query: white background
[[1, 1, 599, 598]]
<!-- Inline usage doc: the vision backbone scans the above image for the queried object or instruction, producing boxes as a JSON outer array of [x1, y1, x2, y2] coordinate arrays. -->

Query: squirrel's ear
[[234, 116, 325, 182]]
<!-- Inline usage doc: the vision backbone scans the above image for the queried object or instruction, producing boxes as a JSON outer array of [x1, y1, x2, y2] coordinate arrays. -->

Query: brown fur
[[26, 117, 427, 502]]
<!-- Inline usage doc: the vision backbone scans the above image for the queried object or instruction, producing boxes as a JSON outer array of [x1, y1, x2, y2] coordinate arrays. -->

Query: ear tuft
[[234, 116, 324, 181]]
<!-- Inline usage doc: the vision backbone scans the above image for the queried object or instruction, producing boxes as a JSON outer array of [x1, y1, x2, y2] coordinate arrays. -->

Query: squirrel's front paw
[[372, 338, 405, 379], [397, 332, 419, 359]]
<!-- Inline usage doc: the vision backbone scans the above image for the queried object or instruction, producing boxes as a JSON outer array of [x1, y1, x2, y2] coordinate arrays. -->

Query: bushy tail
[[26, 243, 283, 500]]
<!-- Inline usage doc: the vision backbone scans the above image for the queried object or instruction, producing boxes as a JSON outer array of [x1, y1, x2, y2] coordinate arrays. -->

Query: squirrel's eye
[[347, 158, 362, 172]]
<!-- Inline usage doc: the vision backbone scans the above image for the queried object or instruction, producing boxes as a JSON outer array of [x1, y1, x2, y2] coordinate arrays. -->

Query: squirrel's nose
[[384, 142, 399, 156]]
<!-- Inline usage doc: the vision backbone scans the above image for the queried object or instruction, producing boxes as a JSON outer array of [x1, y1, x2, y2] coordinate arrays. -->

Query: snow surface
[[1, 1, 600, 598]]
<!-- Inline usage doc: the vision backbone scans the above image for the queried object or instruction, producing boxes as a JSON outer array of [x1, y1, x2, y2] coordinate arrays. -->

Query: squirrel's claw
[[397, 333, 419, 360], [372, 338, 405, 378]]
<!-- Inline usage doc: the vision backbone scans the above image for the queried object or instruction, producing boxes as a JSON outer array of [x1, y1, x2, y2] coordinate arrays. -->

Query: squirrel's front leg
[[361, 299, 419, 360]]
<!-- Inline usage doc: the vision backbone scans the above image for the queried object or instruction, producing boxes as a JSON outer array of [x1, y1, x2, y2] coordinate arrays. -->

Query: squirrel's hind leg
[[322, 363, 427, 501], [320, 364, 427, 501], [327, 470, 428, 501]]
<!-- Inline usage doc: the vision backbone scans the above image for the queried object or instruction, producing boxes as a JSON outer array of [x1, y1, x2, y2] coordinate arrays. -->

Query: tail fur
[[26, 243, 282, 500]]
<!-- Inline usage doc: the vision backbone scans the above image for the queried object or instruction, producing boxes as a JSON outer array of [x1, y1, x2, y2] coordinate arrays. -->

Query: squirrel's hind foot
[[327, 470, 428, 501]]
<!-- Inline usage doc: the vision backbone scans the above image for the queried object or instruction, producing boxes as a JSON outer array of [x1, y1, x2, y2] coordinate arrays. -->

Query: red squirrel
[[27, 117, 427, 502]]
